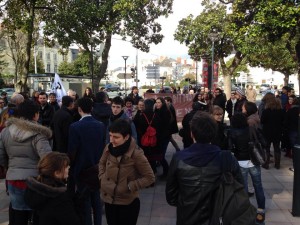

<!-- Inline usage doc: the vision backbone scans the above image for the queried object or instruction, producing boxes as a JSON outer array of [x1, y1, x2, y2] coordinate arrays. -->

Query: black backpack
[[209, 151, 257, 225]]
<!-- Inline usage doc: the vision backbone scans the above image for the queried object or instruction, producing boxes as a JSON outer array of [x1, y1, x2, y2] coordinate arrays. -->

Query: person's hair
[[212, 105, 224, 115], [231, 113, 249, 129], [18, 100, 40, 120], [112, 96, 124, 107], [282, 86, 290, 91], [265, 97, 282, 110], [156, 97, 166, 105], [215, 88, 222, 93], [0, 107, 17, 127], [144, 99, 155, 113], [131, 86, 138, 91], [32, 91, 39, 98], [37, 152, 70, 181], [124, 97, 134, 104], [38, 91, 48, 98], [49, 93, 56, 97], [190, 111, 217, 143], [62, 96, 74, 107], [261, 92, 275, 103], [10, 93, 24, 106], [164, 96, 173, 103], [289, 94, 299, 105], [77, 97, 93, 113], [19, 92, 29, 100], [243, 101, 257, 116], [109, 118, 132, 137], [95, 92, 107, 103]]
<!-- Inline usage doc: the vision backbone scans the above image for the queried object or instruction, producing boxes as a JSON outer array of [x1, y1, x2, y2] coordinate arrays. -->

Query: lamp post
[[122, 56, 129, 96], [208, 31, 218, 92], [160, 76, 166, 90]]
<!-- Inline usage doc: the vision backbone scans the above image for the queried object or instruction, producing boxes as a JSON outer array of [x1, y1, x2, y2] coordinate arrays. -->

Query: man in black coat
[[127, 86, 143, 105], [166, 111, 243, 225], [51, 96, 75, 153], [92, 92, 112, 131], [37, 92, 55, 127]]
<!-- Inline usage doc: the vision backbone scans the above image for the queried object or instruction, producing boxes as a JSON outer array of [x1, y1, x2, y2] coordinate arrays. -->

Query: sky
[[108, 0, 203, 68]]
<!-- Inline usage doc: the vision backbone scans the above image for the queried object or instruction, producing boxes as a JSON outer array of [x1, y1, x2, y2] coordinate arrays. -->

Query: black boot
[[275, 152, 281, 169]]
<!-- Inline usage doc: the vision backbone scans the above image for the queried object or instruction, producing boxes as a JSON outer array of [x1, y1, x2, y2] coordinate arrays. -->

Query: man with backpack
[[166, 111, 256, 225]]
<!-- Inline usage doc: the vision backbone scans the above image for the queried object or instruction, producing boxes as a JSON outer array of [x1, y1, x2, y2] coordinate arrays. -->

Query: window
[[53, 53, 57, 61], [47, 64, 51, 72], [47, 53, 50, 60], [54, 64, 57, 73]]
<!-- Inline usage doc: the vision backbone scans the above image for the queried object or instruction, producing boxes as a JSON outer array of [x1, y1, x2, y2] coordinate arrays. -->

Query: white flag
[[51, 73, 67, 103]]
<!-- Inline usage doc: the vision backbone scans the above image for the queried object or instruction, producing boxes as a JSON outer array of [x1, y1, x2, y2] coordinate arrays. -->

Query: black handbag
[[249, 127, 267, 165]]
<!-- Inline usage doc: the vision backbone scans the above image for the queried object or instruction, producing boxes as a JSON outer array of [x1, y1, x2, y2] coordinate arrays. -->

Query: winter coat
[[211, 122, 228, 150], [133, 111, 163, 161], [169, 104, 179, 134], [166, 143, 243, 225], [225, 99, 236, 119], [127, 93, 143, 105], [180, 110, 197, 148], [284, 105, 300, 132], [261, 108, 284, 142], [228, 127, 251, 161], [0, 117, 52, 180], [99, 138, 155, 205], [154, 105, 171, 139], [25, 177, 80, 225], [234, 98, 247, 115], [213, 93, 226, 110], [51, 106, 74, 153], [38, 103, 55, 127]]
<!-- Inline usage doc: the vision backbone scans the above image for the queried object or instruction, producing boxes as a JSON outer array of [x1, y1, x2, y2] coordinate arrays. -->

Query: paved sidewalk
[[0, 133, 299, 225]]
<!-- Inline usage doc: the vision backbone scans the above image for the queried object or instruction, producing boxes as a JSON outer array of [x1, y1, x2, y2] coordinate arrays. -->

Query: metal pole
[[34, 45, 37, 74], [122, 56, 129, 96]]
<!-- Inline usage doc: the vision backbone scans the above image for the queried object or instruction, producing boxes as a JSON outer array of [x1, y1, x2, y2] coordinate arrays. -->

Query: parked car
[[104, 84, 120, 92], [259, 84, 271, 93]]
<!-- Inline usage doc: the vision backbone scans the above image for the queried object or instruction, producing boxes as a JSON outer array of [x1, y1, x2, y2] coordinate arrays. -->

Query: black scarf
[[110, 110, 124, 122], [108, 138, 131, 157]]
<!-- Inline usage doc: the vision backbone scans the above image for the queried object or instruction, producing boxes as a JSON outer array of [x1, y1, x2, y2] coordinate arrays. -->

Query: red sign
[[144, 93, 194, 122]]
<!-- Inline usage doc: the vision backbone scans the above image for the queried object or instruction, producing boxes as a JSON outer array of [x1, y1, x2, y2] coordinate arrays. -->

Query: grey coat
[[0, 117, 52, 180]]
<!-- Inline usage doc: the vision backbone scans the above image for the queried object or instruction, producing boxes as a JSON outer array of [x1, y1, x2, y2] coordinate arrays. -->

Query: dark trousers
[[105, 198, 140, 225]]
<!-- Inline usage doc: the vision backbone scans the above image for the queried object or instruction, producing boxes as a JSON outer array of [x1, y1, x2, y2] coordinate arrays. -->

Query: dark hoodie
[[25, 177, 80, 225]]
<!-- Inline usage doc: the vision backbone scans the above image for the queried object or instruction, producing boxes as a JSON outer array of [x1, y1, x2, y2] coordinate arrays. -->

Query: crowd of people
[[0, 84, 298, 225]]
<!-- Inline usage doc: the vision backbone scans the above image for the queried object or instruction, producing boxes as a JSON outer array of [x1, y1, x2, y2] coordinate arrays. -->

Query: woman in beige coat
[[99, 118, 155, 225]]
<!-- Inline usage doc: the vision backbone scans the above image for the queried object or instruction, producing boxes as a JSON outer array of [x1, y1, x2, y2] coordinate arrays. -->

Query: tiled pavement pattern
[[0, 133, 299, 225]]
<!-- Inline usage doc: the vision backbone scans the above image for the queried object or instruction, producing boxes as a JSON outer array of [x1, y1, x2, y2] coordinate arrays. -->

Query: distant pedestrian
[[234, 88, 248, 115], [83, 87, 96, 102], [48, 93, 60, 111], [225, 91, 237, 123], [128, 86, 143, 105], [37, 92, 55, 127], [245, 85, 257, 103]]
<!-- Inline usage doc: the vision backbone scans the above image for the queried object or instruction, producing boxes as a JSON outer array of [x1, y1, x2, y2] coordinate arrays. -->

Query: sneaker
[[256, 212, 265, 223]]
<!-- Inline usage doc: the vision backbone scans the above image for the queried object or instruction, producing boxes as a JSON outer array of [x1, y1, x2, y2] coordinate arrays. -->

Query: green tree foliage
[[0, 0, 52, 91], [58, 51, 101, 76], [41, 0, 173, 92], [174, 0, 245, 96], [230, 0, 300, 90]]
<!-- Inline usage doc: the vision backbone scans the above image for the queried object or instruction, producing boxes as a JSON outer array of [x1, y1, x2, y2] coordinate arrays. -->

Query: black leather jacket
[[166, 143, 243, 225]]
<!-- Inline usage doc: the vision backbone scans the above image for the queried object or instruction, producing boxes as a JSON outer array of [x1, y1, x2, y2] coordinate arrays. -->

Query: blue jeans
[[7, 183, 31, 211], [240, 166, 265, 209]]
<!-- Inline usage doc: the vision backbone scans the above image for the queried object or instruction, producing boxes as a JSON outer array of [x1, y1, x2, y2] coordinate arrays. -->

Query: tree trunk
[[21, 3, 35, 92], [283, 74, 289, 86], [95, 32, 112, 92]]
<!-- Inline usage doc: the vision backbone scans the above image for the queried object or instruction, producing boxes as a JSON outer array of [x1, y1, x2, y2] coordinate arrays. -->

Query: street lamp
[[160, 76, 166, 90], [208, 30, 218, 92], [122, 56, 129, 96]]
